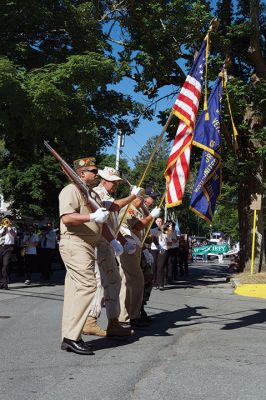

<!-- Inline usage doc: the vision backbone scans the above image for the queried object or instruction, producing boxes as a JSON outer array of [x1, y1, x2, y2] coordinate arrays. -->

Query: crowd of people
[[0, 220, 57, 288]]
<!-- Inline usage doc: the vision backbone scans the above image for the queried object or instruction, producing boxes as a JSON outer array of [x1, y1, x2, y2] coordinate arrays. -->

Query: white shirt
[[22, 233, 39, 255], [150, 227, 169, 251], [40, 230, 56, 249], [0, 227, 17, 245]]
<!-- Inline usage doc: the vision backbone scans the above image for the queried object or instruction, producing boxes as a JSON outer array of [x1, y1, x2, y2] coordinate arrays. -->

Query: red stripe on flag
[[177, 93, 198, 119], [166, 127, 188, 165], [172, 165, 183, 200], [182, 81, 201, 98], [172, 105, 193, 127]]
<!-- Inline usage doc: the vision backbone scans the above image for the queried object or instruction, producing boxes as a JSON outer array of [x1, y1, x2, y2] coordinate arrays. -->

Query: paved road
[[1, 261, 265, 400]]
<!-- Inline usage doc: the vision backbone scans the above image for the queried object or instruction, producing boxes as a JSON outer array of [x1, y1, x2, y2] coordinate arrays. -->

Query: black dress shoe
[[61, 338, 94, 355]]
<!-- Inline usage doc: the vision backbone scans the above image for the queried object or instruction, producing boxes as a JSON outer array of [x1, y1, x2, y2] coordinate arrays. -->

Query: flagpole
[[117, 18, 220, 236], [115, 111, 174, 236]]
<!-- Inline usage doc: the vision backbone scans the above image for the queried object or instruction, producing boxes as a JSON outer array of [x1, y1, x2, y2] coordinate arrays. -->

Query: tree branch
[[248, 0, 266, 79]]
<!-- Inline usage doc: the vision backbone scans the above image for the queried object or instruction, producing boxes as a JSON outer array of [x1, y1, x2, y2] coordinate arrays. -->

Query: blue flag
[[190, 77, 222, 223]]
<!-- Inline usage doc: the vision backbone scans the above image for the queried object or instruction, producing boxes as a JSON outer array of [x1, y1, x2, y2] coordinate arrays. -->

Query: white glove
[[110, 239, 124, 257], [150, 207, 161, 219], [143, 249, 154, 265], [90, 208, 109, 223], [130, 185, 143, 197], [124, 240, 137, 255]]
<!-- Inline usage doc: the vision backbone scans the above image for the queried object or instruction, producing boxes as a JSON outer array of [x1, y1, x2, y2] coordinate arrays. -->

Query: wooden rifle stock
[[44, 141, 99, 212]]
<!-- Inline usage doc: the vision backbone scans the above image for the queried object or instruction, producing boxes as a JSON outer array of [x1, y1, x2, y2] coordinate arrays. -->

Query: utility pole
[[115, 130, 124, 170]]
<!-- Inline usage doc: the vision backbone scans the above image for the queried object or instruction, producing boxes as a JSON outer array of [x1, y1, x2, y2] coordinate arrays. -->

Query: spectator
[[217, 236, 225, 264], [39, 223, 57, 282], [22, 225, 39, 285], [150, 217, 163, 288], [0, 216, 17, 290], [165, 221, 179, 282]]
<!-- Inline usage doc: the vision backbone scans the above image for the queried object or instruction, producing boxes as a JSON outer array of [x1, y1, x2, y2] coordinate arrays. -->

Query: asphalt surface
[[0, 261, 266, 400]]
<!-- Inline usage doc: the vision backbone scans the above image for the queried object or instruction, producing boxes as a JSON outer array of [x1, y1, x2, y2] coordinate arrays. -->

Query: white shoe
[[24, 280, 31, 285]]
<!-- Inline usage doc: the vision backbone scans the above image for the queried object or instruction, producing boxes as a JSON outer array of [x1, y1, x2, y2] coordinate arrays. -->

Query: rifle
[[44, 141, 118, 244], [44, 141, 101, 211]]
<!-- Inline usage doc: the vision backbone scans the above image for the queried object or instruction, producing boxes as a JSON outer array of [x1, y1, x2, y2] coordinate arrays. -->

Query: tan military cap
[[98, 166, 123, 182], [73, 157, 96, 170]]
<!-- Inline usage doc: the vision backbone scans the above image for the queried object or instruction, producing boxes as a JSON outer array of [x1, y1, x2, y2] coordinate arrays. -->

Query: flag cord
[[223, 72, 239, 149], [115, 111, 174, 236]]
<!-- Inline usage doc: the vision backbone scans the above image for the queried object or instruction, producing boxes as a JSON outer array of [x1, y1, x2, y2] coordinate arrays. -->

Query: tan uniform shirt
[[93, 185, 118, 236], [119, 204, 144, 244], [59, 183, 102, 244]]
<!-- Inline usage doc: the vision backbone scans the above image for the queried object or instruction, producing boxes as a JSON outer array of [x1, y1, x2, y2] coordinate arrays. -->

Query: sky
[[103, 0, 234, 167]]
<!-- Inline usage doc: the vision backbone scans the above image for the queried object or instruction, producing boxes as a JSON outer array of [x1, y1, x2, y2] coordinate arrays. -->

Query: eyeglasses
[[83, 168, 98, 174]]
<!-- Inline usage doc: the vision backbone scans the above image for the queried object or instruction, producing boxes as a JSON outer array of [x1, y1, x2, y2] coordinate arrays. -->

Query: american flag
[[164, 39, 207, 207]]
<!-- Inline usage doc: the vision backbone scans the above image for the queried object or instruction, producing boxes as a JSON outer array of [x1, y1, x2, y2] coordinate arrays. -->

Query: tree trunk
[[238, 169, 265, 273], [238, 0, 266, 273]]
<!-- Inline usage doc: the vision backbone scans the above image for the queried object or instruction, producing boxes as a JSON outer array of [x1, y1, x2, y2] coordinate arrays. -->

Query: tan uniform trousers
[[119, 246, 144, 322], [59, 236, 97, 341], [87, 239, 121, 320]]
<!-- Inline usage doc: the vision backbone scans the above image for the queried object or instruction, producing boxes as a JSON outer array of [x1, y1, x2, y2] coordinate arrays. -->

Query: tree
[[214, 0, 266, 271], [0, 1, 150, 219], [103, 0, 265, 271]]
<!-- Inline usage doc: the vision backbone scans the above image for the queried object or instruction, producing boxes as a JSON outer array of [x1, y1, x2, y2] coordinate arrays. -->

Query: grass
[[232, 271, 266, 284]]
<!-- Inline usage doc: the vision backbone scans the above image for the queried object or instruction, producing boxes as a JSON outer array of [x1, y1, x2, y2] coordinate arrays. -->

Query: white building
[[0, 194, 10, 215]]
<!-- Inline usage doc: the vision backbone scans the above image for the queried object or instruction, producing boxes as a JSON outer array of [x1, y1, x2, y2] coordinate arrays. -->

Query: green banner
[[192, 244, 229, 255]]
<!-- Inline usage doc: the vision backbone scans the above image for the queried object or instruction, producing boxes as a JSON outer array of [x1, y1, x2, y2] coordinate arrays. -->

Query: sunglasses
[[83, 168, 98, 174]]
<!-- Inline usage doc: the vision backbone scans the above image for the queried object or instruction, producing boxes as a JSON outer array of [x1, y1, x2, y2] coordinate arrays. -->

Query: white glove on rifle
[[110, 239, 124, 257], [130, 185, 143, 197], [124, 239, 137, 255], [150, 207, 161, 219], [90, 208, 109, 223], [143, 249, 154, 265]]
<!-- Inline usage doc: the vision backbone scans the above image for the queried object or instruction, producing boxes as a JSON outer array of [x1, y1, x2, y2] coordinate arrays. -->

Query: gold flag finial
[[209, 18, 220, 33]]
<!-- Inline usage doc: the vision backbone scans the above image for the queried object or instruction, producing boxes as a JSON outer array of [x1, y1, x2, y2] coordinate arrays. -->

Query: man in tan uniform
[[119, 191, 161, 328], [83, 166, 142, 337], [140, 188, 158, 322], [59, 157, 111, 355]]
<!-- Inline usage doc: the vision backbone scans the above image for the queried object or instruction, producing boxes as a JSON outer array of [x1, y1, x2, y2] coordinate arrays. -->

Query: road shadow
[[2, 270, 65, 301], [161, 263, 231, 290], [9, 268, 66, 286], [221, 308, 266, 330], [9, 263, 66, 285], [87, 304, 208, 351]]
